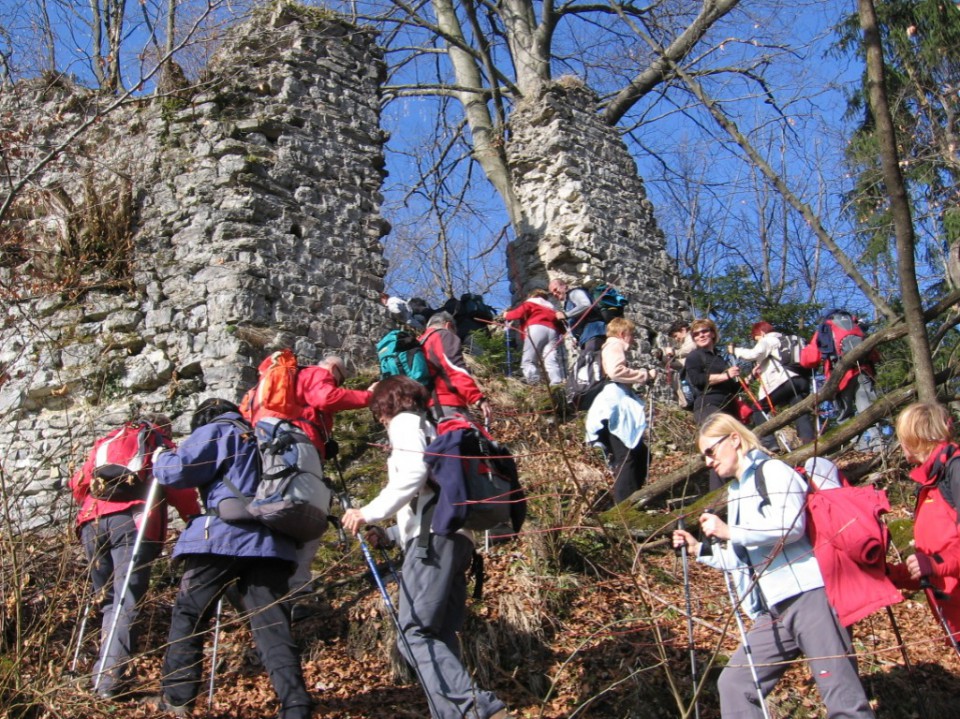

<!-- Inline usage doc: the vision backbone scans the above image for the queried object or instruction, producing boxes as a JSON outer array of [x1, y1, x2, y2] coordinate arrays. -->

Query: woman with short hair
[[683, 318, 741, 425], [342, 376, 513, 719], [729, 321, 815, 449], [584, 317, 656, 502], [888, 402, 960, 647], [672, 414, 875, 719]]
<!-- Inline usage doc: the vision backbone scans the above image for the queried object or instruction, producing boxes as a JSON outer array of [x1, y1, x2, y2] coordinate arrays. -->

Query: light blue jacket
[[585, 383, 646, 450], [699, 450, 823, 618]]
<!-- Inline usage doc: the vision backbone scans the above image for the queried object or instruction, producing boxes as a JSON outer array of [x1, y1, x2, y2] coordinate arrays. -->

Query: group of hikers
[[68, 280, 960, 719]]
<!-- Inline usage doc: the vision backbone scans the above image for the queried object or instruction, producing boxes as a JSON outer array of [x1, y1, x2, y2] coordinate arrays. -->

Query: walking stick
[[737, 377, 789, 453], [714, 539, 771, 719], [93, 476, 161, 692], [207, 597, 224, 708], [921, 578, 960, 656], [885, 605, 930, 719], [504, 321, 513, 378], [333, 460, 441, 716], [356, 532, 440, 718], [676, 518, 700, 719], [70, 599, 93, 673]]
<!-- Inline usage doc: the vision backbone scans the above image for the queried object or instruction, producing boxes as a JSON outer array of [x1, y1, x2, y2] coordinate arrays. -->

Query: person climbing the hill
[[548, 279, 606, 354], [887, 402, 960, 649], [149, 399, 312, 719], [503, 288, 565, 386], [419, 312, 493, 426], [342, 376, 515, 719], [729, 321, 815, 451], [672, 414, 876, 719], [586, 318, 656, 503], [683, 318, 741, 425], [70, 414, 200, 700]]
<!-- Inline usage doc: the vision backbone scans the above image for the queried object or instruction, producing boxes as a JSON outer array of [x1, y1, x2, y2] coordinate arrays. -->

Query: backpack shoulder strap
[[213, 417, 259, 504]]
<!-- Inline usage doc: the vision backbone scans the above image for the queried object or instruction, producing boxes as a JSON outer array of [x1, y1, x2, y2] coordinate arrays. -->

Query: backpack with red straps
[[240, 349, 303, 422], [89, 421, 173, 501], [755, 457, 902, 625]]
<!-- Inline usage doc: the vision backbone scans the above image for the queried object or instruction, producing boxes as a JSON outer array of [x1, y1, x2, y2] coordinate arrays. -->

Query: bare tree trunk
[[89, 0, 105, 86], [165, 0, 176, 57], [858, 0, 937, 402]]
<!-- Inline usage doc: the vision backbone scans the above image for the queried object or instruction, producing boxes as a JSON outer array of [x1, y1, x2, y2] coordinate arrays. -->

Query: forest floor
[[8, 378, 960, 719]]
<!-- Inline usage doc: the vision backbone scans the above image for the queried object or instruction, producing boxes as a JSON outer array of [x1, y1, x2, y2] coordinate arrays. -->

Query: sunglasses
[[701, 434, 731, 459], [692, 329, 713, 337]]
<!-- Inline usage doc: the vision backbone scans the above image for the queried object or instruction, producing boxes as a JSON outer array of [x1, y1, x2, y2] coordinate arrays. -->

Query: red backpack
[[89, 421, 173, 501], [240, 349, 303, 422]]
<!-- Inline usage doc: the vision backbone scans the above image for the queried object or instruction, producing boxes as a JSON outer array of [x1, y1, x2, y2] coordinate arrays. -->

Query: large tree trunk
[[858, 0, 937, 401]]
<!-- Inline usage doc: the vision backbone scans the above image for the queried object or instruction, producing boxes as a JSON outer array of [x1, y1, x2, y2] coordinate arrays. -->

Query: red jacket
[[244, 365, 372, 458], [70, 443, 200, 543], [806, 484, 902, 626], [504, 297, 563, 338], [888, 443, 960, 642], [419, 327, 485, 408]]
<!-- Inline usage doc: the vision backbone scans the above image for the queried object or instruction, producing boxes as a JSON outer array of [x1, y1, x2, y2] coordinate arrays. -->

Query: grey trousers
[[398, 533, 505, 719], [718, 588, 875, 719], [521, 324, 565, 385], [80, 511, 160, 695]]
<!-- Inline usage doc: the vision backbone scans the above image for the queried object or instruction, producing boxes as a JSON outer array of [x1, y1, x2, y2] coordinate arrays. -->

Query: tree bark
[[858, 0, 937, 401]]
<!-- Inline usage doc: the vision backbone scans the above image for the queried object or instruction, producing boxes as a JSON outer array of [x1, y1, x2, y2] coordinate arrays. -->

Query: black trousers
[[603, 431, 649, 503], [162, 555, 310, 718], [751, 376, 816, 451]]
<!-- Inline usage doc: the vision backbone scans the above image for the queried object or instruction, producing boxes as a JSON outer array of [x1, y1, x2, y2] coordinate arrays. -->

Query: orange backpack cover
[[240, 349, 303, 422]]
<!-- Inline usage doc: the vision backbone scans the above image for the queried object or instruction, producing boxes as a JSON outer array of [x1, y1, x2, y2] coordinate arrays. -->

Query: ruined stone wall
[[506, 79, 687, 343], [0, 5, 388, 529]]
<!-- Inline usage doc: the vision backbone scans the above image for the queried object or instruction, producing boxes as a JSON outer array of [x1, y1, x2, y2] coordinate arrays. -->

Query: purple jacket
[[153, 412, 297, 563]]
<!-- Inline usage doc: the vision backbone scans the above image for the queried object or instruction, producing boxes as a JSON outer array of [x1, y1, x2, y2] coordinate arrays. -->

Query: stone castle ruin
[[0, 4, 683, 530]]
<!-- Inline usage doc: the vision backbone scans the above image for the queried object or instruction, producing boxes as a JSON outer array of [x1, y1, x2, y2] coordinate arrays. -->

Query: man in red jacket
[[243, 355, 374, 607], [419, 312, 493, 426], [70, 414, 200, 699]]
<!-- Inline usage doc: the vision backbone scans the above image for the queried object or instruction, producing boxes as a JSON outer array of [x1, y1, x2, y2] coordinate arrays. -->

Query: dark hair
[[141, 412, 173, 439], [667, 320, 689, 335], [191, 398, 240, 432], [369, 376, 429, 423], [751, 321, 775, 337]]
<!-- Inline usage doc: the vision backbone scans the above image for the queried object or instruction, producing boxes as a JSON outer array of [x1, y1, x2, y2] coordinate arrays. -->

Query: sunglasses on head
[[701, 434, 731, 458]]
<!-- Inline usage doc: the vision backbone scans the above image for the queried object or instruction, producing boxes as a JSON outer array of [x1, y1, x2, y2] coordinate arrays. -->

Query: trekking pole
[[737, 377, 789, 454], [356, 532, 440, 718], [93, 476, 161, 692], [885, 605, 931, 719], [70, 598, 93, 673], [504, 321, 513, 378], [207, 597, 224, 708], [675, 518, 700, 719], [921, 578, 960, 656], [713, 539, 771, 719]]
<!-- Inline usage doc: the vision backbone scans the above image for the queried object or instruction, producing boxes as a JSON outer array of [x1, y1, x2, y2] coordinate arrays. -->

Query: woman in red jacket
[[503, 288, 566, 386], [888, 401, 960, 649]]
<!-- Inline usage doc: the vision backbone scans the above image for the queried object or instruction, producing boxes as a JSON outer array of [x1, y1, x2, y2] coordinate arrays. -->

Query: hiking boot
[[143, 694, 191, 716]]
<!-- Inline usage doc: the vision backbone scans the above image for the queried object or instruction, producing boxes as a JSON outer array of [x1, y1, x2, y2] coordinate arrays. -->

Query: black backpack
[[565, 350, 607, 411]]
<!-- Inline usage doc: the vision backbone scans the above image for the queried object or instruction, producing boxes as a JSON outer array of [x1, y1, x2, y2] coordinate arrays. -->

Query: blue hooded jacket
[[153, 412, 297, 563]]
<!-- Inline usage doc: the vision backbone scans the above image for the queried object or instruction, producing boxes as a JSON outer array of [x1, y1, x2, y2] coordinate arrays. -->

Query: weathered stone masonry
[[506, 79, 686, 342], [0, 6, 389, 528]]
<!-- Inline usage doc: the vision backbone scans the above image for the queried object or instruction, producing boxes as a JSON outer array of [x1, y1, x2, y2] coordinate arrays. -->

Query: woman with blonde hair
[[585, 317, 656, 502], [672, 414, 874, 719], [888, 401, 960, 647]]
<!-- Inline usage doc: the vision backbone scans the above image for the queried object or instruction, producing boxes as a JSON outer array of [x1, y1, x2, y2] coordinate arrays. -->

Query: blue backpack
[[593, 284, 628, 322], [377, 329, 432, 386]]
